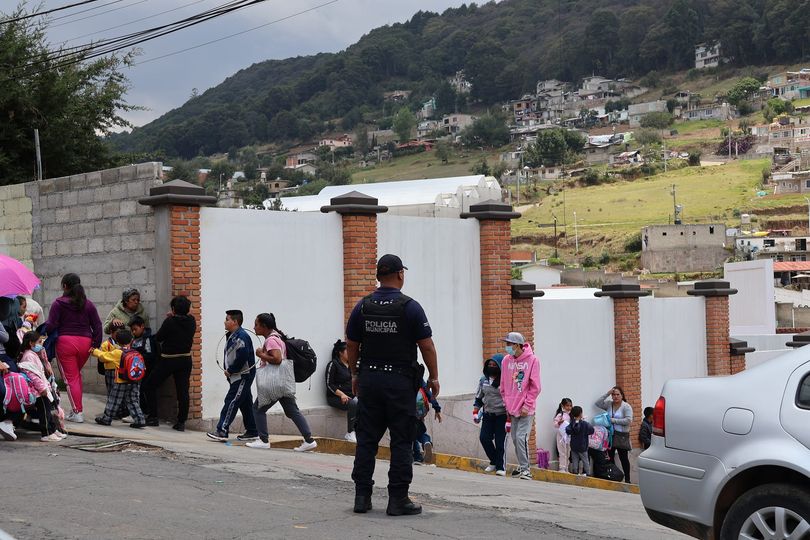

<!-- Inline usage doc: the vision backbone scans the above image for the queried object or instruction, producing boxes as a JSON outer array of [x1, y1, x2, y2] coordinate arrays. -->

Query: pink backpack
[[3, 372, 37, 413]]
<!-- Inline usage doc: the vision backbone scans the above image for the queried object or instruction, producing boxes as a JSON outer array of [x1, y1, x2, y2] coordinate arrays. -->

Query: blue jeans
[[412, 418, 431, 461], [479, 413, 507, 471]]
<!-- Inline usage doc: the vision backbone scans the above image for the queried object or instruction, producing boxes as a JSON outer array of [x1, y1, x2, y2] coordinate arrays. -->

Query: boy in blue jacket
[[566, 406, 595, 476], [413, 378, 442, 464], [207, 310, 257, 441]]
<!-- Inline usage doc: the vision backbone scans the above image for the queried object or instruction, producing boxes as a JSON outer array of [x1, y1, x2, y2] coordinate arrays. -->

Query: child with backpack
[[17, 331, 63, 441], [473, 354, 508, 476], [413, 377, 442, 464], [552, 398, 573, 473], [90, 329, 147, 428], [566, 406, 594, 476], [129, 315, 158, 417]]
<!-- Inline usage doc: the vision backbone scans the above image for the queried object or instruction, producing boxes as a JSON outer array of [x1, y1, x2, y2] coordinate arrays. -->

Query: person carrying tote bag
[[595, 386, 633, 483]]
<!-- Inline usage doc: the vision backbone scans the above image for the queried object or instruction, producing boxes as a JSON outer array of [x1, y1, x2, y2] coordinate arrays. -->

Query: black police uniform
[[347, 286, 432, 506]]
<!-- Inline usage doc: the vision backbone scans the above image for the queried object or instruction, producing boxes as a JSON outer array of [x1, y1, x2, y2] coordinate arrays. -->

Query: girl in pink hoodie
[[499, 332, 540, 478]]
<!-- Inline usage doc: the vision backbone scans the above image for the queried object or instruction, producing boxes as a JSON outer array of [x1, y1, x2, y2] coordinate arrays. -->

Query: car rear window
[[798, 373, 810, 409]]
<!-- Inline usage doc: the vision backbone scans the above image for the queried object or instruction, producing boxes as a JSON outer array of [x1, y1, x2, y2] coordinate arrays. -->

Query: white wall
[[520, 264, 561, 289], [377, 215, 483, 397], [640, 297, 707, 409], [534, 297, 616, 454], [199, 208, 345, 418], [725, 259, 776, 334]]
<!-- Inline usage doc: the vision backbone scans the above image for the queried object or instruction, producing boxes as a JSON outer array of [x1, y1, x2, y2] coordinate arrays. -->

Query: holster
[[412, 361, 425, 393]]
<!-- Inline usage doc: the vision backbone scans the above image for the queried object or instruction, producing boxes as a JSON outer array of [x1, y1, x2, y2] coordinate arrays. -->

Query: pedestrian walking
[[207, 310, 256, 441], [45, 273, 103, 423], [499, 332, 540, 480], [145, 295, 196, 431], [246, 313, 317, 452], [347, 254, 439, 516], [473, 354, 507, 476]]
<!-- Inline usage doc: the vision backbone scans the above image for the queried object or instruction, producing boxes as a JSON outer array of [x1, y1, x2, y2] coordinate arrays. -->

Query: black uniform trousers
[[144, 356, 192, 423], [352, 370, 417, 498]]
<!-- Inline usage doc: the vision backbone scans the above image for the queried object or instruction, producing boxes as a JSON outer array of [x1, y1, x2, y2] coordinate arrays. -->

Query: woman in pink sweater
[[499, 332, 540, 479]]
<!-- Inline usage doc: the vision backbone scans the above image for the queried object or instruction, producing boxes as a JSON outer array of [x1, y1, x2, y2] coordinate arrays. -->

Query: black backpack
[[284, 337, 317, 383]]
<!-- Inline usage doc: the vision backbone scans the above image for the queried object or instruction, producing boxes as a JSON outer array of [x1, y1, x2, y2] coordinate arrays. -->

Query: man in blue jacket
[[207, 310, 257, 441]]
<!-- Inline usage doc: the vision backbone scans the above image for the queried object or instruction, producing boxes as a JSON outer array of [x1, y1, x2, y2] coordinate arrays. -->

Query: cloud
[[38, 0, 472, 128]]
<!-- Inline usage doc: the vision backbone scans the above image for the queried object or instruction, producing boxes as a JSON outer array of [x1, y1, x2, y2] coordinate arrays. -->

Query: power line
[[0, 0, 103, 25], [48, 0, 127, 23], [50, 0, 148, 28], [137, 0, 340, 66]]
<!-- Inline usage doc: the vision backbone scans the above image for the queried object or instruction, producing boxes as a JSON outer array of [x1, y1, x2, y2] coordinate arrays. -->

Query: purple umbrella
[[0, 253, 40, 297]]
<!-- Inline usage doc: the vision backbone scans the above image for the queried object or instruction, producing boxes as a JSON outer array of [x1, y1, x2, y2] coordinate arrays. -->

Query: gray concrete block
[[101, 168, 119, 185], [86, 172, 102, 187], [130, 268, 148, 284], [55, 208, 70, 223], [95, 272, 112, 287], [127, 182, 146, 199], [135, 203, 152, 215], [93, 186, 112, 202], [119, 166, 136, 182], [39, 209, 55, 225], [112, 271, 129, 286], [104, 236, 121, 251], [68, 206, 87, 222], [121, 234, 142, 251], [78, 222, 95, 238], [18, 197, 32, 213], [119, 200, 137, 216], [42, 242, 56, 257], [111, 217, 129, 235], [61, 224, 78, 239], [69, 174, 91, 190], [71, 238, 88, 254], [48, 177, 70, 193], [86, 204, 103, 220], [88, 237, 104, 253], [129, 216, 147, 232], [62, 190, 78, 206], [77, 189, 94, 204], [56, 242, 71, 256], [110, 182, 128, 200], [102, 201, 120, 218], [46, 193, 61, 209], [136, 162, 160, 179]]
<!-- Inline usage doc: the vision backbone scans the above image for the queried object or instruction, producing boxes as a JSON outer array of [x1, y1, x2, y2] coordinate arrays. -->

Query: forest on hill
[[110, 0, 810, 159]]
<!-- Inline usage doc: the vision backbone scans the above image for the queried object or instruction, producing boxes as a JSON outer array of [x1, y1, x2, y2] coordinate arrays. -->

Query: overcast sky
[[31, 0, 471, 129]]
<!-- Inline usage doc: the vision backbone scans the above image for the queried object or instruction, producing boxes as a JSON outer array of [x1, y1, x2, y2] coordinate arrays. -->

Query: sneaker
[[495, 469, 506, 477], [172, 423, 185, 432], [66, 411, 84, 423], [236, 433, 259, 442], [344, 431, 357, 443], [120, 416, 133, 423], [484, 465, 497, 473], [413, 459, 425, 466], [41, 433, 62, 442], [294, 440, 318, 452], [0, 420, 17, 441], [130, 422, 146, 429], [206, 431, 228, 442], [511, 468, 524, 477], [246, 440, 271, 449], [519, 469, 533, 480], [145, 417, 160, 427], [422, 441, 433, 463], [56, 431, 68, 440], [94, 416, 111, 426]]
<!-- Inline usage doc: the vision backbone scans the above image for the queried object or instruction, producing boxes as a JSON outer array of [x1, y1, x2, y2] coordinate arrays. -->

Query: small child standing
[[129, 315, 158, 417], [91, 329, 146, 428], [18, 331, 63, 441], [474, 354, 508, 476], [566, 406, 594, 476], [639, 406, 654, 450], [553, 398, 573, 473], [413, 378, 442, 464]]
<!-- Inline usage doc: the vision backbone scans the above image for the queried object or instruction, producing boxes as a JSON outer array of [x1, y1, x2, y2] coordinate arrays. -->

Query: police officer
[[347, 254, 439, 516]]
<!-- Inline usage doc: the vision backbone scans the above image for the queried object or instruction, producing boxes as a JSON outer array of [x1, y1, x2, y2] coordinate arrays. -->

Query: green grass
[[350, 148, 502, 184], [794, 97, 810, 108], [670, 119, 725, 135]]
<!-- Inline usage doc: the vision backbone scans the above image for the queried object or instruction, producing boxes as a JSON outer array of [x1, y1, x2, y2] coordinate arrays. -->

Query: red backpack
[[117, 349, 146, 382], [3, 372, 37, 413]]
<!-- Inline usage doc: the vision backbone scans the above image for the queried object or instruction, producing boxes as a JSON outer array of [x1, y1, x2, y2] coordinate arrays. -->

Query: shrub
[[624, 233, 643, 252], [688, 151, 701, 166]]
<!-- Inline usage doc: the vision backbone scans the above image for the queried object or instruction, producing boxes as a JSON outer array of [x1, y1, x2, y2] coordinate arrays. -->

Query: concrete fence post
[[594, 284, 650, 441], [688, 279, 738, 376], [139, 180, 216, 425]]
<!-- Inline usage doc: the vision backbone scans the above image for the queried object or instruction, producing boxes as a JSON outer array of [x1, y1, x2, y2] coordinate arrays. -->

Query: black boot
[[353, 495, 372, 513], [145, 417, 159, 427], [386, 496, 421, 516], [172, 422, 185, 432]]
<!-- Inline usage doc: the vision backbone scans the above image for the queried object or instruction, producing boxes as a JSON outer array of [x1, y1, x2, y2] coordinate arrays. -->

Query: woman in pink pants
[[45, 273, 102, 423]]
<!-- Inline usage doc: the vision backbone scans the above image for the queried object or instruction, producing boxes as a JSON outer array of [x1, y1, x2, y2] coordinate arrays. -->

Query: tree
[[471, 158, 490, 176], [392, 107, 416, 142], [460, 113, 510, 148], [726, 77, 761, 106], [0, 8, 136, 184], [167, 161, 194, 182], [524, 129, 567, 167], [640, 111, 674, 130], [435, 140, 451, 164], [353, 124, 370, 156]]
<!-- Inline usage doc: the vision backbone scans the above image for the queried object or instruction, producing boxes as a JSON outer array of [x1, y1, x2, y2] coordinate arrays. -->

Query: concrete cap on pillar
[[786, 330, 810, 348], [729, 338, 756, 355], [138, 179, 217, 207], [687, 279, 738, 297], [594, 283, 651, 298], [510, 280, 545, 299], [460, 199, 521, 220], [320, 190, 388, 215]]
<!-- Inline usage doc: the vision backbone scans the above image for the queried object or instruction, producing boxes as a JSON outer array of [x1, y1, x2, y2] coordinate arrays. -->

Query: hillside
[[110, 0, 810, 159]]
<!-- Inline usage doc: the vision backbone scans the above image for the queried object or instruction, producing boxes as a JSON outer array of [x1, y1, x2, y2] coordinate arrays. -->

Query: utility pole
[[671, 183, 678, 224], [573, 211, 579, 255], [553, 215, 558, 259], [663, 139, 667, 172], [34, 129, 43, 181]]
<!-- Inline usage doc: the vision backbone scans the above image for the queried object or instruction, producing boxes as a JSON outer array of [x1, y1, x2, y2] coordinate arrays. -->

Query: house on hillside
[[768, 116, 810, 148], [383, 90, 411, 102], [737, 235, 810, 264], [641, 223, 728, 272], [682, 102, 734, 121], [767, 69, 810, 100], [418, 97, 436, 120], [628, 100, 668, 127], [319, 135, 352, 151], [449, 71, 472, 94], [694, 42, 723, 69], [773, 171, 810, 194], [285, 151, 317, 169], [417, 120, 441, 139], [442, 113, 477, 135]]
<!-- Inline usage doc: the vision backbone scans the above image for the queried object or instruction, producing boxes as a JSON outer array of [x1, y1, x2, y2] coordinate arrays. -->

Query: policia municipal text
[[346, 254, 439, 516]]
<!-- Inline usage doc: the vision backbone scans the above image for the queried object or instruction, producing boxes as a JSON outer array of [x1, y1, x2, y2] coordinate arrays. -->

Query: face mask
[[32, 344, 43, 353], [505, 345, 516, 356], [486, 365, 500, 377]]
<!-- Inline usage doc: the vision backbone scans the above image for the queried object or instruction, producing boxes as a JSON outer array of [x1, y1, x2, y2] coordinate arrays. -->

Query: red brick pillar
[[320, 191, 387, 325], [139, 180, 216, 426], [595, 284, 649, 440], [688, 280, 738, 376]]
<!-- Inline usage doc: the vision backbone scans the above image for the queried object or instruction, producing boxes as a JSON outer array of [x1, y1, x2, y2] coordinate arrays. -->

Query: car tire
[[719, 483, 810, 540]]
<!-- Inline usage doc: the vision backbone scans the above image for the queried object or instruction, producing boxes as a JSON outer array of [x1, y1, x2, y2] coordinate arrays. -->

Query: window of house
[[806, 180, 810, 188], [709, 226, 715, 234], [764, 239, 776, 247], [662, 232, 667, 236], [797, 239, 807, 251], [797, 373, 810, 409]]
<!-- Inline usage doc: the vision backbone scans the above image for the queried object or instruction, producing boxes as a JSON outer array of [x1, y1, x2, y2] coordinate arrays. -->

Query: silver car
[[638, 349, 810, 540]]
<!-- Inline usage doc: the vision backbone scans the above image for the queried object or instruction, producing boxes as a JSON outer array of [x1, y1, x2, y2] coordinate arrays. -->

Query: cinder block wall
[[0, 163, 162, 395]]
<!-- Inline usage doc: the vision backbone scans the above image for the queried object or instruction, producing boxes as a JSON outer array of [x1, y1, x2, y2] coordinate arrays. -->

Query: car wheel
[[720, 483, 810, 540]]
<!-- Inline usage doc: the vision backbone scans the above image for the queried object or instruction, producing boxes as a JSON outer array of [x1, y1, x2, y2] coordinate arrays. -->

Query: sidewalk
[[67, 394, 638, 495]]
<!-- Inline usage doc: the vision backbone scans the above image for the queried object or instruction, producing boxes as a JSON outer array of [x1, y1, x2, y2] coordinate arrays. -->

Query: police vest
[[359, 293, 416, 368]]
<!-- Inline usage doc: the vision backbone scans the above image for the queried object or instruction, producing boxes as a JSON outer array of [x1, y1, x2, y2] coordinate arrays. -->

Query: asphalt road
[[0, 432, 687, 540]]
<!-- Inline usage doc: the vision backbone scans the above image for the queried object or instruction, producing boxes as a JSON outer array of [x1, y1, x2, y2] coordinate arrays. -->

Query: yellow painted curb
[[276, 437, 639, 494]]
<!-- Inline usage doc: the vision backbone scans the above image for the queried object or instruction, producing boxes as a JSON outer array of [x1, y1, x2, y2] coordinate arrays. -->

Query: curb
[[274, 437, 640, 495]]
